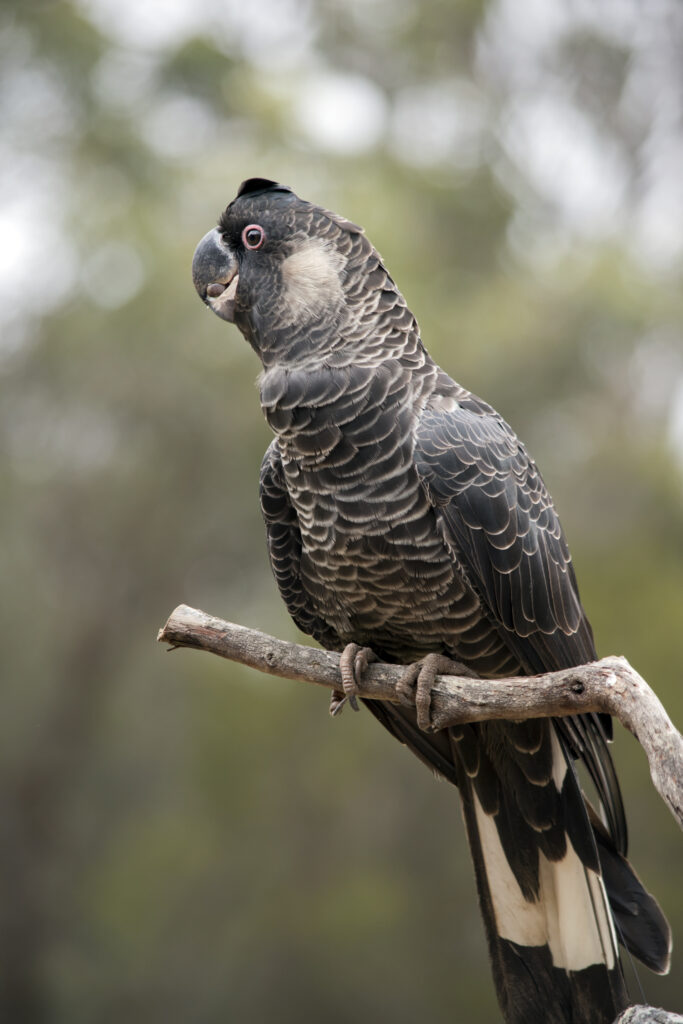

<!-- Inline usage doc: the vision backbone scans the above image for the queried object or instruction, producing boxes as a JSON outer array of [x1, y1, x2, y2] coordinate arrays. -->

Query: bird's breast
[[264, 365, 518, 672], [281, 443, 484, 658]]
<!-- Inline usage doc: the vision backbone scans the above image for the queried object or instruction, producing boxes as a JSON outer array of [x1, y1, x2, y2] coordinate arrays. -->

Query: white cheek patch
[[473, 736, 617, 972], [280, 238, 345, 322]]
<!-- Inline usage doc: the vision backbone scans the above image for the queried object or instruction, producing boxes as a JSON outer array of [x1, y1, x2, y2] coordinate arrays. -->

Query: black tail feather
[[454, 749, 629, 1024], [362, 701, 635, 1023], [590, 808, 672, 975]]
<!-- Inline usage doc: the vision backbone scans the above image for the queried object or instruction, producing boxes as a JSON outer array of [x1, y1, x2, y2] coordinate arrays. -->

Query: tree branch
[[615, 1007, 683, 1024], [158, 604, 683, 833], [158, 605, 683, 1022]]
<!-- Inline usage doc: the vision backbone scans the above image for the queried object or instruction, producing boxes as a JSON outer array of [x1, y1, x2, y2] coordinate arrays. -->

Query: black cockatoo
[[192, 178, 670, 1023]]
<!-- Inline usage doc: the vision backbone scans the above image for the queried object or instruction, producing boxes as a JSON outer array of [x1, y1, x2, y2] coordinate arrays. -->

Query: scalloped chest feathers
[[259, 360, 501, 663]]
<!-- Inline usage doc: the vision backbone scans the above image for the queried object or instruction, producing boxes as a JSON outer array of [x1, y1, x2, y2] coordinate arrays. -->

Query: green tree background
[[1, 1, 682, 1020]]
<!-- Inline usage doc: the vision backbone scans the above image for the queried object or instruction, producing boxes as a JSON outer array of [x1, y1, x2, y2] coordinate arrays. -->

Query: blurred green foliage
[[1, 1, 682, 1021]]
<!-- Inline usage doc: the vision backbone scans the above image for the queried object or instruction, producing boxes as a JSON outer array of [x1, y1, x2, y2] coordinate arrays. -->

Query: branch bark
[[615, 1008, 683, 1024], [158, 604, 683, 833]]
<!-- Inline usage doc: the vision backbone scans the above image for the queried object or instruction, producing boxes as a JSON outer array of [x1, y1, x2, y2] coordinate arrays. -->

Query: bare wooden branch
[[615, 1007, 683, 1024], [159, 604, 683, 1022], [158, 604, 683, 832]]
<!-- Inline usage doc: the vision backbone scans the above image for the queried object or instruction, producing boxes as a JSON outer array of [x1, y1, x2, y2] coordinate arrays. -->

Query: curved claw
[[329, 643, 377, 716], [399, 653, 473, 732], [329, 690, 348, 717]]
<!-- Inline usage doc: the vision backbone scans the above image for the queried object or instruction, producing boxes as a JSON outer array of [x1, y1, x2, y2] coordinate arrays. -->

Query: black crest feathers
[[236, 178, 293, 199]]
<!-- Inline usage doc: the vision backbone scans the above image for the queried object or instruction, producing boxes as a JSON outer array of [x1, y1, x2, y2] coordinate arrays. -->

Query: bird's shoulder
[[418, 372, 535, 500]]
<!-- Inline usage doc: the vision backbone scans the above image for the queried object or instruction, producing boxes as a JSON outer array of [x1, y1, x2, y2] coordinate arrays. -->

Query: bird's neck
[[259, 344, 438, 467]]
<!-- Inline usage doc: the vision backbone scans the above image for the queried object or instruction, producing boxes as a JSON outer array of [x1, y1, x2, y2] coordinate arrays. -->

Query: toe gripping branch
[[329, 644, 378, 716], [398, 654, 478, 731], [330, 646, 475, 730]]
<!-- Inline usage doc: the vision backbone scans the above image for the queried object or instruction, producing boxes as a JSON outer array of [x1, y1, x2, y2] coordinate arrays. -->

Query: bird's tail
[[363, 701, 671, 1024], [453, 722, 628, 1024]]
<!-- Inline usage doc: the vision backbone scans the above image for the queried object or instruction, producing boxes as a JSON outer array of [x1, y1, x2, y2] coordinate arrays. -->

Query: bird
[[192, 177, 671, 1023]]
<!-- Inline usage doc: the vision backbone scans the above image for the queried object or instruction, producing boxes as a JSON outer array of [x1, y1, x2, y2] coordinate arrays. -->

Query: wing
[[259, 440, 342, 651], [415, 392, 594, 668], [414, 388, 627, 852]]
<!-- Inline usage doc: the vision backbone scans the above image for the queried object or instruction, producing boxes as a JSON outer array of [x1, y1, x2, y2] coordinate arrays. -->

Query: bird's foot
[[398, 654, 473, 732], [329, 643, 377, 717]]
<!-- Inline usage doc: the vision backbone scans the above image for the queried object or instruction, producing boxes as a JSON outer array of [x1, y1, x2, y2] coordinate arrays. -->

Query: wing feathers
[[414, 393, 627, 853]]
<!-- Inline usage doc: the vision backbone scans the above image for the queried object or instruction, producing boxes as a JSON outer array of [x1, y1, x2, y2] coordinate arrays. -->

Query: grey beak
[[192, 228, 239, 323]]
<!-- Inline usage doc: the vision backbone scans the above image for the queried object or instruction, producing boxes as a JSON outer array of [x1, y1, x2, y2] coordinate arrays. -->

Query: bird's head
[[193, 178, 417, 371], [192, 178, 373, 365]]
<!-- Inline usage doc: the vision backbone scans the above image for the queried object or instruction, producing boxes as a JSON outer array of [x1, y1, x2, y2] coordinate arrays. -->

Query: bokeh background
[[2, 1, 682, 1020]]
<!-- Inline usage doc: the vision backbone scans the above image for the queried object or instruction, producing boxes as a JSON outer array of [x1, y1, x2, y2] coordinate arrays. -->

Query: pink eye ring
[[242, 224, 265, 250]]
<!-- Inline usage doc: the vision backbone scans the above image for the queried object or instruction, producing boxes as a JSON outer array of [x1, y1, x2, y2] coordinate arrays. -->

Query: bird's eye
[[242, 224, 265, 250]]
